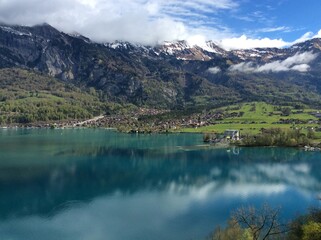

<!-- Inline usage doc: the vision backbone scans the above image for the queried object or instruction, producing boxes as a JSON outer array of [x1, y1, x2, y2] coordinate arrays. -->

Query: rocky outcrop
[[1, 23, 321, 109]]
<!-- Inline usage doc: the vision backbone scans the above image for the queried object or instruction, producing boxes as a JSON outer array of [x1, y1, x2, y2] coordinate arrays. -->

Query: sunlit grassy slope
[[180, 102, 321, 136]]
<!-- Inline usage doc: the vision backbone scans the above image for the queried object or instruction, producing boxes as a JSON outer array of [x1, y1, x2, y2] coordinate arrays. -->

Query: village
[[3, 105, 321, 134]]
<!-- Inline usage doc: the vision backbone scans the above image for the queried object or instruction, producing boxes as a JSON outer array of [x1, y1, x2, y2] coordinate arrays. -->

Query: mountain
[[153, 40, 228, 60], [1, 23, 321, 110], [0, 68, 107, 124]]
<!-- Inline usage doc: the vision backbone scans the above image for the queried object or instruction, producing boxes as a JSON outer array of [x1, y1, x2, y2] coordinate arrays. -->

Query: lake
[[0, 129, 320, 240]]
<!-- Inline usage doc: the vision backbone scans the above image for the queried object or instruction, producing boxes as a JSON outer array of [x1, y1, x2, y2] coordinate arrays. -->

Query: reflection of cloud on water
[[214, 161, 320, 193], [1, 151, 320, 222], [210, 167, 222, 177], [220, 183, 287, 198], [167, 181, 288, 201], [0, 179, 317, 240], [293, 163, 311, 174], [0, 192, 205, 240], [2, 131, 321, 239], [254, 163, 318, 190]]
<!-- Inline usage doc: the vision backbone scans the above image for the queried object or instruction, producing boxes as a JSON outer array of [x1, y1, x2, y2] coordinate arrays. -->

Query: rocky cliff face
[[1, 23, 321, 109], [0, 24, 74, 78]]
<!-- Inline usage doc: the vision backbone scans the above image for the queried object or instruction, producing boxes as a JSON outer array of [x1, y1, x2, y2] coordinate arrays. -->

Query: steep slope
[[0, 24, 240, 108], [153, 40, 227, 60], [0, 68, 106, 124], [1, 23, 321, 110]]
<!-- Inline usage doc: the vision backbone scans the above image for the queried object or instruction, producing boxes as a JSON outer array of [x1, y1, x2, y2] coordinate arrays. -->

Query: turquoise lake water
[[0, 128, 320, 240]]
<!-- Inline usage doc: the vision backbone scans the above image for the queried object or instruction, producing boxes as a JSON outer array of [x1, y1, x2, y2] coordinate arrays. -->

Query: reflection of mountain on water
[[0, 144, 320, 220]]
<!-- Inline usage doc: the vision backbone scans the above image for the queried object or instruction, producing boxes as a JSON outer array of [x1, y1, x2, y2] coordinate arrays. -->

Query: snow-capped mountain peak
[[152, 40, 227, 61]]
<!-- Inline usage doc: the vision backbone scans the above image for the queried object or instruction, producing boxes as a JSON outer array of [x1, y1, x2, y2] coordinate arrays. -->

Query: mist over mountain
[[1, 23, 321, 109]]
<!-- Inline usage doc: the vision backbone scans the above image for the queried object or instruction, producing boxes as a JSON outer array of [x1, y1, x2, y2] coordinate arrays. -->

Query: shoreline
[[1, 116, 321, 152], [1, 126, 320, 152]]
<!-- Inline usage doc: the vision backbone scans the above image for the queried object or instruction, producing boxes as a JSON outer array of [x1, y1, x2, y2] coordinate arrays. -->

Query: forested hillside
[[0, 68, 106, 124]]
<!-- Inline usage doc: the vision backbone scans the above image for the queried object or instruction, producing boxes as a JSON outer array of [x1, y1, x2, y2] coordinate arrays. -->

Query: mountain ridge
[[1, 23, 321, 110]]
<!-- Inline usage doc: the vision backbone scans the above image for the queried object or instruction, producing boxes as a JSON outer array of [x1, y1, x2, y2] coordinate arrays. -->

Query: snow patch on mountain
[[0, 25, 32, 37], [104, 41, 151, 54], [160, 41, 191, 55]]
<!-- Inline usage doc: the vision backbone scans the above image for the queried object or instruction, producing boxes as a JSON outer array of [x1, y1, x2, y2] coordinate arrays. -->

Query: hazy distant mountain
[[1, 23, 321, 109]]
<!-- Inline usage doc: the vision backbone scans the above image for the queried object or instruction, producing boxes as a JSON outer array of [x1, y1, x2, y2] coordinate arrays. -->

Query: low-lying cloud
[[218, 30, 321, 50], [229, 51, 318, 73], [207, 67, 221, 74]]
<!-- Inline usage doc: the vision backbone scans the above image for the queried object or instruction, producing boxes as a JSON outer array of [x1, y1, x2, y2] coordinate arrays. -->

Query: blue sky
[[0, 0, 320, 49], [219, 0, 321, 41]]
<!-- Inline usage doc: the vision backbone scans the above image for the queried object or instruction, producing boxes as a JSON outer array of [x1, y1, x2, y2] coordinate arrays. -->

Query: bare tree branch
[[232, 204, 289, 240]]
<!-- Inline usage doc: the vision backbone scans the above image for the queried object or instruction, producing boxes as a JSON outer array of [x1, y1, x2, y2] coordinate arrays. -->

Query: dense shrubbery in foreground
[[209, 204, 321, 240]]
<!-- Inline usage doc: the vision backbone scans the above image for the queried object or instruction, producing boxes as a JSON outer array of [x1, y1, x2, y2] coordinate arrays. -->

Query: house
[[224, 129, 240, 141]]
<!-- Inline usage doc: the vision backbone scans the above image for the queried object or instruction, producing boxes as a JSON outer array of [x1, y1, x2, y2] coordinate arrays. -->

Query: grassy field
[[180, 102, 321, 138]]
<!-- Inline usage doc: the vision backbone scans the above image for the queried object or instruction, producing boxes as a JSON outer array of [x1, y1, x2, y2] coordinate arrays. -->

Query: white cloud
[[293, 29, 321, 45], [282, 51, 318, 66], [0, 0, 320, 48], [293, 32, 314, 44], [258, 26, 292, 33], [186, 34, 208, 46], [229, 51, 318, 73], [207, 67, 221, 74], [256, 61, 291, 72], [218, 35, 290, 50], [290, 64, 311, 72], [229, 62, 256, 72], [217, 29, 321, 50], [162, 0, 238, 15], [313, 29, 321, 38], [0, 0, 238, 45]]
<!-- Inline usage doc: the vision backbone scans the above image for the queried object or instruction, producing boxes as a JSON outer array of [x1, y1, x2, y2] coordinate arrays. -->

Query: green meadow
[[180, 102, 321, 138]]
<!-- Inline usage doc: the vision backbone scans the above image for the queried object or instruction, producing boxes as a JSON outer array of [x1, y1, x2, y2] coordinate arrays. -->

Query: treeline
[[240, 128, 312, 147], [0, 103, 95, 124]]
